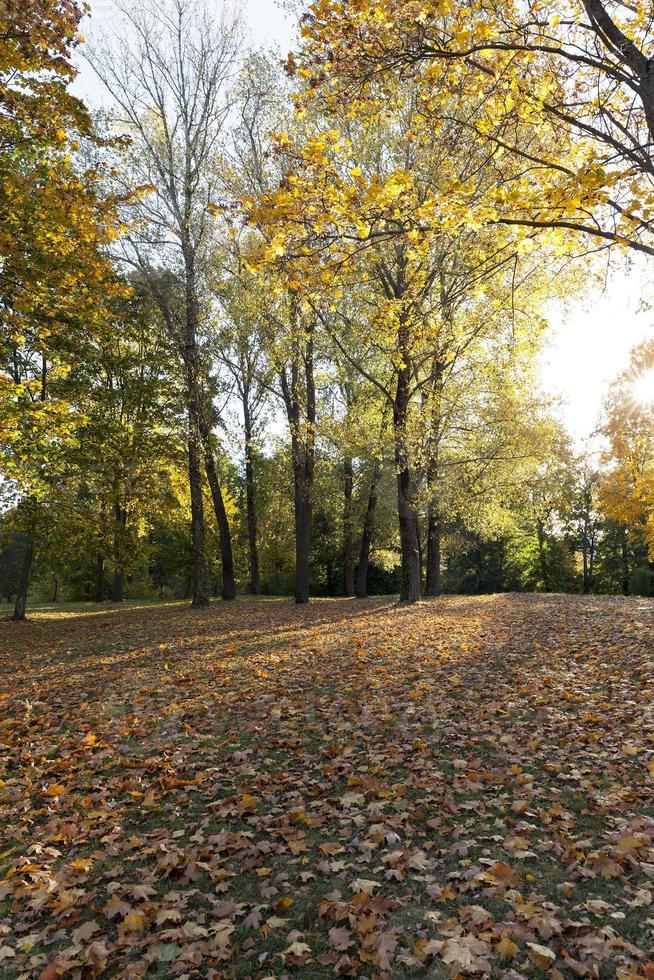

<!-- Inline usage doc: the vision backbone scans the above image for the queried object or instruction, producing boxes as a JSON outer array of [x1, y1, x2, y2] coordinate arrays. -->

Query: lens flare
[[631, 368, 654, 407]]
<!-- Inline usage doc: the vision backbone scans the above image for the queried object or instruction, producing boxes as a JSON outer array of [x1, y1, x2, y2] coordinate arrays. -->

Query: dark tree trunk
[[281, 320, 316, 605], [582, 530, 590, 594], [425, 360, 444, 598], [536, 520, 549, 591], [243, 402, 261, 595], [199, 416, 236, 601], [396, 465, 421, 603], [425, 507, 442, 597], [181, 247, 209, 609], [112, 501, 127, 603], [356, 461, 381, 599], [621, 527, 630, 595], [112, 569, 124, 603], [51, 575, 58, 603], [94, 553, 105, 603], [342, 457, 354, 596], [293, 462, 312, 603], [393, 324, 421, 604], [12, 537, 33, 621]]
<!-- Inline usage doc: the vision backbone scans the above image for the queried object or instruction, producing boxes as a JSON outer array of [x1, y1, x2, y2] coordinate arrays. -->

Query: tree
[[569, 461, 602, 594], [0, 0, 121, 620], [599, 340, 654, 594], [67, 280, 182, 602], [247, 87, 568, 601], [295, 1, 654, 259], [87, 0, 241, 605], [213, 247, 272, 595]]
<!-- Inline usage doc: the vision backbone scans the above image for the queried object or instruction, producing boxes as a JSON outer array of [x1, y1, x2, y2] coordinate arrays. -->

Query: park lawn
[[1, 594, 654, 979]]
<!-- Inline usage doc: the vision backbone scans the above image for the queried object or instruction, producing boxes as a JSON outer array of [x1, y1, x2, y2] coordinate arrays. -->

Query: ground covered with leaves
[[1, 594, 654, 979]]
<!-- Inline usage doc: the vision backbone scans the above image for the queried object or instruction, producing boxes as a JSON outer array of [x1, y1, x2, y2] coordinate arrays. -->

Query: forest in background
[[3, 0, 654, 617]]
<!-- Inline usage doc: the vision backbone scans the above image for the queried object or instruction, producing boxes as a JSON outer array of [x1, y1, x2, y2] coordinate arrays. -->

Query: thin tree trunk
[[95, 553, 105, 603], [356, 460, 381, 599], [621, 527, 630, 596], [293, 457, 312, 604], [51, 575, 58, 603], [425, 507, 442, 597], [199, 417, 236, 601], [243, 401, 261, 595], [12, 537, 33, 621], [112, 500, 126, 603], [536, 520, 549, 591], [182, 246, 209, 609], [342, 457, 354, 596], [425, 360, 443, 598]]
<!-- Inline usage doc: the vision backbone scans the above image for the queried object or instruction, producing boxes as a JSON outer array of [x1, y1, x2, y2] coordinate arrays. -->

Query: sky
[[73, 0, 654, 452]]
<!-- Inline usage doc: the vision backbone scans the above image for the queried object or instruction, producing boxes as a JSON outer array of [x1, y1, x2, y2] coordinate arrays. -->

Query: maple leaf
[[350, 878, 380, 894], [438, 934, 493, 973], [329, 926, 354, 951]]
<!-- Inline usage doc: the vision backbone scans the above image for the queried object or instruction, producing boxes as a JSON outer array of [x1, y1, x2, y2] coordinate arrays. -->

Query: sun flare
[[631, 368, 654, 407]]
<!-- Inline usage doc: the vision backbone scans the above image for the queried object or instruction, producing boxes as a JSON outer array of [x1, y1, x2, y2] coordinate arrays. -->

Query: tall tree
[[600, 340, 654, 592], [87, 0, 241, 605], [213, 255, 271, 595], [247, 91, 565, 601], [0, 0, 120, 619]]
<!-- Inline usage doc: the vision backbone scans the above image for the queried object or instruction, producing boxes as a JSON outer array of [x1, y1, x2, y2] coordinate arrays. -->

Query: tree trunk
[[112, 500, 127, 602], [188, 427, 209, 607], [243, 402, 261, 595], [51, 575, 58, 603], [621, 527, 630, 596], [199, 417, 236, 601], [425, 506, 442, 597], [356, 461, 381, 599], [393, 331, 421, 604], [293, 461, 312, 604], [425, 360, 444, 598], [12, 537, 33, 621], [94, 553, 105, 603], [182, 247, 209, 609], [280, 320, 316, 605], [342, 457, 354, 596], [582, 529, 590, 594], [112, 569, 124, 603], [396, 466, 421, 603], [536, 519, 549, 591]]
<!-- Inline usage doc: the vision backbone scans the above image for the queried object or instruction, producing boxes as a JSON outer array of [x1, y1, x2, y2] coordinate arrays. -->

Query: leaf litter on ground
[[1, 593, 654, 978]]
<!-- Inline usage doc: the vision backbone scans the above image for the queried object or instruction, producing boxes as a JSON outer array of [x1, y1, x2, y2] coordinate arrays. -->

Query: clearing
[[1, 594, 654, 978]]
